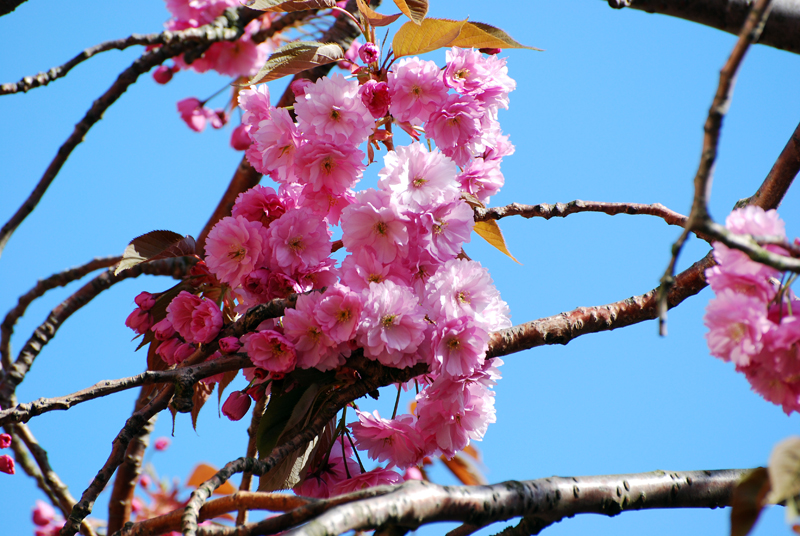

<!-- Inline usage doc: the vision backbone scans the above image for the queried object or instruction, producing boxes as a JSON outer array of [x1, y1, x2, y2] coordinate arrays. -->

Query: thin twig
[[0, 355, 250, 426], [658, 0, 774, 334], [0, 256, 195, 408], [1, 255, 121, 373], [236, 394, 268, 525], [473, 200, 711, 242], [114, 492, 312, 536], [14, 422, 98, 536], [0, 7, 262, 261]]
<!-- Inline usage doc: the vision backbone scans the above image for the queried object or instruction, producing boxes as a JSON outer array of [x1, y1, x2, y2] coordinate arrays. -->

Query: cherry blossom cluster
[[0, 432, 12, 475], [704, 206, 800, 413], [127, 45, 516, 496]]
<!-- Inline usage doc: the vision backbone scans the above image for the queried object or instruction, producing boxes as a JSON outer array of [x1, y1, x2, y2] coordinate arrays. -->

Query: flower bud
[[222, 391, 252, 421], [153, 65, 174, 84], [0, 454, 14, 475], [359, 42, 380, 64], [230, 124, 252, 151], [219, 336, 242, 354]]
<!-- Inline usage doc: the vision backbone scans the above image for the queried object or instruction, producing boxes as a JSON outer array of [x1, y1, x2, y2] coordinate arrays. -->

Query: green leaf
[[115, 230, 196, 276], [247, 41, 345, 85], [245, 0, 336, 11], [392, 0, 427, 24], [356, 0, 402, 27], [730, 467, 771, 536], [449, 21, 542, 50], [473, 220, 521, 264], [392, 18, 466, 58]]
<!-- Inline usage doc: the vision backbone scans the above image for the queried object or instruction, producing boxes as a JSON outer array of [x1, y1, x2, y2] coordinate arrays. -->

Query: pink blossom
[[166, 291, 202, 341], [154, 437, 171, 451], [356, 281, 426, 366], [266, 208, 332, 274], [424, 259, 511, 331], [458, 157, 505, 203], [205, 215, 269, 288], [704, 289, 771, 367], [222, 391, 252, 421], [340, 247, 412, 293], [0, 454, 14, 474], [432, 316, 490, 377], [242, 330, 297, 373], [331, 467, 403, 495], [404, 466, 424, 481], [294, 437, 361, 498], [341, 189, 409, 264], [359, 80, 390, 119], [156, 338, 181, 365], [0, 433, 10, 449], [294, 141, 365, 195], [350, 410, 424, 468], [232, 184, 286, 227], [189, 299, 223, 344], [219, 336, 242, 354], [444, 47, 516, 110], [415, 378, 496, 458], [743, 364, 800, 415], [426, 94, 484, 166], [211, 37, 261, 77], [290, 78, 313, 97], [378, 143, 459, 211], [295, 72, 374, 146], [282, 295, 342, 371], [174, 342, 197, 364], [125, 308, 153, 335], [358, 42, 380, 64], [314, 284, 363, 343], [249, 107, 302, 182], [725, 205, 786, 237], [238, 84, 271, 131], [388, 57, 449, 124], [32, 500, 57, 526], [177, 98, 225, 132], [417, 199, 474, 262]]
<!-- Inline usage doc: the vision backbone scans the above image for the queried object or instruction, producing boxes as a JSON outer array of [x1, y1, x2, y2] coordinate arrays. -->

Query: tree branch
[[0, 355, 250, 426], [0, 7, 262, 261], [739, 116, 800, 210], [658, 0, 772, 334], [0, 0, 27, 17], [473, 200, 712, 242], [194, 469, 749, 536], [607, 0, 800, 56], [0, 256, 195, 409], [1, 255, 121, 374]]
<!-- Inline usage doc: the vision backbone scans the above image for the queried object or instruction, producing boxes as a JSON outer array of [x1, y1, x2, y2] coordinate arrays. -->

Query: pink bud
[[173, 343, 196, 363], [0, 454, 15, 475], [478, 47, 502, 55], [177, 97, 207, 132], [134, 291, 156, 311], [219, 336, 242, 354], [152, 318, 176, 341], [139, 474, 151, 488], [208, 109, 228, 129], [152, 65, 174, 84], [290, 79, 313, 97], [32, 501, 55, 526], [222, 391, 252, 421], [154, 437, 171, 451], [0, 433, 10, 449], [131, 496, 144, 514], [230, 124, 252, 151], [403, 466, 423, 481], [358, 42, 380, 64], [125, 308, 153, 335]]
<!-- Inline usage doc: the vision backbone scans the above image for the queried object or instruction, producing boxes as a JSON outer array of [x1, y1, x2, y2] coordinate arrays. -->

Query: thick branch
[[0, 7, 261, 261], [607, 0, 800, 56], [0, 0, 26, 17], [1, 255, 121, 373], [0, 256, 195, 408], [0, 355, 250, 426], [198, 469, 748, 536]]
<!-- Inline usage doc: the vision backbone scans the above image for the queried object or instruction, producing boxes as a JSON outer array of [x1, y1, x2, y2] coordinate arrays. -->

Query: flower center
[[455, 68, 470, 80], [412, 175, 426, 188], [330, 107, 341, 121], [374, 221, 388, 236], [381, 314, 397, 327], [321, 156, 335, 175], [288, 236, 304, 252], [458, 290, 471, 305], [228, 245, 246, 260]]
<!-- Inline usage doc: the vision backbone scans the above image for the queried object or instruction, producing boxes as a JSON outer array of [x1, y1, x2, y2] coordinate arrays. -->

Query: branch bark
[[606, 0, 800, 55]]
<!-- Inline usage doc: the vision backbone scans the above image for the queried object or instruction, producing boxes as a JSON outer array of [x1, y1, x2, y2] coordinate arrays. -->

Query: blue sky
[[1, 0, 800, 535]]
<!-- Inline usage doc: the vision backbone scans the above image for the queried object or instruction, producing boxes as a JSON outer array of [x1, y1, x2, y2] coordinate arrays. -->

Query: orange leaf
[[392, 18, 466, 58], [439, 452, 486, 486], [186, 463, 237, 495], [474, 220, 520, 263]]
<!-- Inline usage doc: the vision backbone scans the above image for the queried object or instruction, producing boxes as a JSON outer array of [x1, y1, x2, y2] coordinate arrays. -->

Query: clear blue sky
[[1, 1, 800, 535]]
